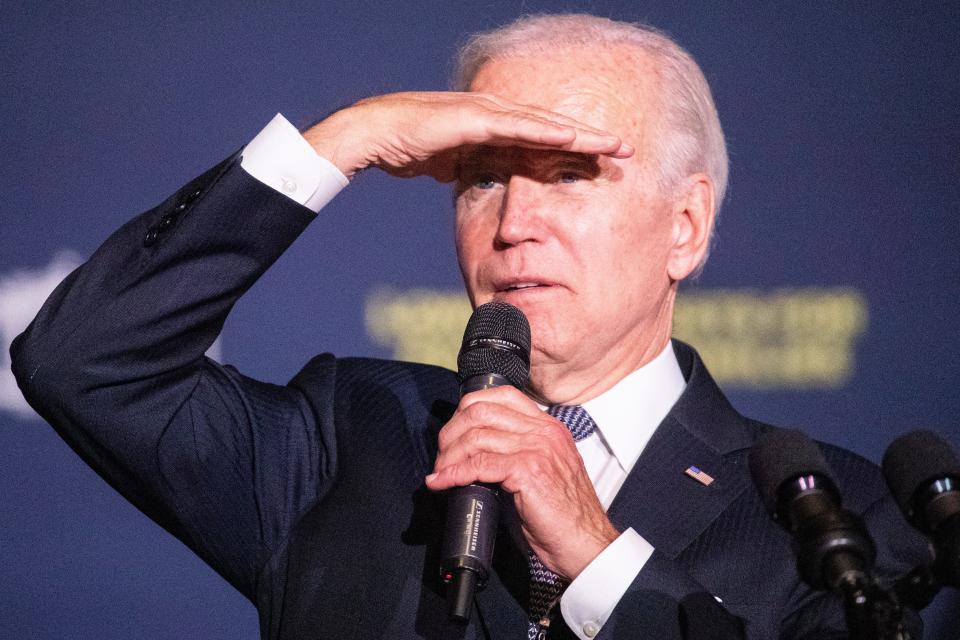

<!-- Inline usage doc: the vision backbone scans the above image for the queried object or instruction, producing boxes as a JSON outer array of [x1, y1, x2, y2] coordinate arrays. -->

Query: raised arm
[[10, 93, 630, 599]]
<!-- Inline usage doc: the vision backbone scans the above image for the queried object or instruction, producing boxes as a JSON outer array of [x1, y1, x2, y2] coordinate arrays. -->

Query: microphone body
[[749, 429, 877, 593], [748, 431, 913, 639], [883, 429, 960, 587], [441, 302, 531, 622]]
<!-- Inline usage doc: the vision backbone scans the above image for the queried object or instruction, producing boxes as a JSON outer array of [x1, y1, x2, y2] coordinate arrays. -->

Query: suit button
[[582, 621, 599, 637], [159, 214, 176, 230], [184, 188, 202, 203], [143, 228, 159, 246], [173, 202, 188, 214]]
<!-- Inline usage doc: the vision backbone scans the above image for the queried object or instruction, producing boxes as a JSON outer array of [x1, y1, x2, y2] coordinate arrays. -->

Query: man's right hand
[[301, 91, 633, 180]]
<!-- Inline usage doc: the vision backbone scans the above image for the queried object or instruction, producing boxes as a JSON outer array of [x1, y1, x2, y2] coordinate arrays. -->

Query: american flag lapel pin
[[685, 465, 715, 486]]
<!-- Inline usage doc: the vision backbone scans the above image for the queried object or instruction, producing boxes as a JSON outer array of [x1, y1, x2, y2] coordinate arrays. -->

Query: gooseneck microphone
[[749, 429, 877, 593], [883, 430, 960, 587], [442, 301, 531, 622], [750, 430, 913, 639]]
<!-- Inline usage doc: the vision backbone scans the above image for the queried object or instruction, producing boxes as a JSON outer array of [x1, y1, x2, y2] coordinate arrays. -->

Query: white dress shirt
[[240, 114, 688, 640]]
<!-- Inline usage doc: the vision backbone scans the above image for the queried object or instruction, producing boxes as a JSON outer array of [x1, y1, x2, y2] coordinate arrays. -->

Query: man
[[11, 13, 927, 640]]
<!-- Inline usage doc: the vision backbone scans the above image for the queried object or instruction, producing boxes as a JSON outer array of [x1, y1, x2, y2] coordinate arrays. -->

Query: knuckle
[[471, 451, 488, 470], [437, 425, 451, 448], [527, 459, 546, 479], [545, 421, 570, 444], [466, 401, 494, 424], [518, 452, 544, 477], [465, 427, 486, 448]]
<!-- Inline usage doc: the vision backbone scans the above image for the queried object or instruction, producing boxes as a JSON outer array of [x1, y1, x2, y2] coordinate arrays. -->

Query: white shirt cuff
[[240, 113, 348, 212], [560, 528, 654, 640]]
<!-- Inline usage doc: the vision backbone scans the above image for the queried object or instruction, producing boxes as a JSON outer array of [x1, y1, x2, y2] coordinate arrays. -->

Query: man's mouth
[[504, 282, 544, 292], [492, 277, 560, 296]]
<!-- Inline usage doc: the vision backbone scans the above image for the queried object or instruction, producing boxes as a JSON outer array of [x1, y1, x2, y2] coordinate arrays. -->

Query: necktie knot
[[547, 404, 597, 442]]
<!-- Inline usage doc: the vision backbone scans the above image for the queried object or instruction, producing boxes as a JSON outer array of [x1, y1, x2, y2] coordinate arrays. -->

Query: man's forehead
[[467, 46, 656, 139], [468, 44, 654, 94]]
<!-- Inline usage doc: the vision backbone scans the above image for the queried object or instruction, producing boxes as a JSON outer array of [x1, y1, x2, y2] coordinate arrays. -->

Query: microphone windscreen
[[457, 302, 531, 388], [882, 429, 960, 515], [749, 429, 835, 514]]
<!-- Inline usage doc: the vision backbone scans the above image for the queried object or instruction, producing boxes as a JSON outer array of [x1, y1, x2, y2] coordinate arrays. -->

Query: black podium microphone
[[883, 429, 960, 586], [749, 429, 877, 593], [441, 301, 531, 622]]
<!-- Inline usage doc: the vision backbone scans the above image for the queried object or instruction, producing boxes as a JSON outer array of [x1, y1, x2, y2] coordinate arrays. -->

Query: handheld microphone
[[749, 429, 877, 593], [441, 301, 531, 622], [882, 429, 960, 586]]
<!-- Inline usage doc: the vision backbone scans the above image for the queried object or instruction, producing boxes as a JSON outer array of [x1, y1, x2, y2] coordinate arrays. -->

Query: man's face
[[456, 46, 684, 402]]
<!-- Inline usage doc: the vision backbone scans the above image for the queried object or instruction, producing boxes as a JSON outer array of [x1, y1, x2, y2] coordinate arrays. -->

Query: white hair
[[454, 13, 729, 223]]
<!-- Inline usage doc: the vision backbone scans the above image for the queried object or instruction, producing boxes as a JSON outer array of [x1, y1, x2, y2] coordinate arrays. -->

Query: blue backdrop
[[1, 2, 958, 638]]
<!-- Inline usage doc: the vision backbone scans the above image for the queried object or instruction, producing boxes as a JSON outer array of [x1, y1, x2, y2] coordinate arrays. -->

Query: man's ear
[[666, 173, 716, 281]]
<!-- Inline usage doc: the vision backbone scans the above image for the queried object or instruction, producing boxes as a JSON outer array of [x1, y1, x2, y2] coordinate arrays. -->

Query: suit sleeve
[[9, 155, 336, 601]]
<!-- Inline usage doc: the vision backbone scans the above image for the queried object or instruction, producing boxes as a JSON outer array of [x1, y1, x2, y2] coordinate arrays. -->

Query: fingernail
[[425, 473, 438, 483]]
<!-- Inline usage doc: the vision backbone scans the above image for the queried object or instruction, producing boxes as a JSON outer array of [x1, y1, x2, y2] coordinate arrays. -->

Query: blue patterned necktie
[[527, 405, 598, 640]]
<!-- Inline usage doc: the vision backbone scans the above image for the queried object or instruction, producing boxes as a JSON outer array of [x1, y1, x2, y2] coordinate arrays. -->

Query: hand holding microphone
[[431, 301, 618, 621]]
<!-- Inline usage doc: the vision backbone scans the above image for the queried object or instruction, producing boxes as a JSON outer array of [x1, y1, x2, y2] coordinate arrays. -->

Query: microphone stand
[[835, 568, 912, 640], [890, 563, 943, 613]]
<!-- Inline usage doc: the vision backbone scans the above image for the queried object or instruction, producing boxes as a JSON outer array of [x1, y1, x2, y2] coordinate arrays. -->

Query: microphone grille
[[749, 429, 835, 514], [457, 302, 531, 388], [882, 429, 960, 515]]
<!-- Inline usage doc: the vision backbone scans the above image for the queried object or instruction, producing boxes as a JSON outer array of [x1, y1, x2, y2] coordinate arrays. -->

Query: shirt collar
[[580, 341, 687, 473]]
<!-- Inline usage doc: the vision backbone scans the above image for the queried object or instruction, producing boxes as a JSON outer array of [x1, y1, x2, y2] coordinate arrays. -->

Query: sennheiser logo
[[469, 499, 484, 552]]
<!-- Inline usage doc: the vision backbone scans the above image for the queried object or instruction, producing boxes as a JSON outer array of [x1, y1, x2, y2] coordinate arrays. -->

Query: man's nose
[[495, 176, 546, 247]]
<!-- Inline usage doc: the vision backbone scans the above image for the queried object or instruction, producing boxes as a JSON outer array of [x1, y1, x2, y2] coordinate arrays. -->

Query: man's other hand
[[302, 92, 633, 180], [426, 385, 620, 580]]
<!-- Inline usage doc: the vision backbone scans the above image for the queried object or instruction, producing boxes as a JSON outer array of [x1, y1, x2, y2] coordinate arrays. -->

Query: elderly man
[[12, 13, 925, 640]]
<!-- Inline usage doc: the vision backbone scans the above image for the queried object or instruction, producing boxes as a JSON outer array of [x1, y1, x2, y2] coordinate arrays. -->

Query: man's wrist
[[301, 105, 373, 178], [240, 113, 348, 213]]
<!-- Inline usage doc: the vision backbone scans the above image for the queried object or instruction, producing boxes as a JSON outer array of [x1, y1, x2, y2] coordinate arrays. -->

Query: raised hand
[[302, 91, 633, 180]]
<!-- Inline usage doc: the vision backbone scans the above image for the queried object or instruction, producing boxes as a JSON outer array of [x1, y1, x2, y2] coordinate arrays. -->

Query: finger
[[479, 114, 629, 157], [458, 385, 542, 417], [438, 400, 549, 452], [426, 450, 517, 491], [434, 426, 529, 472], [456, 98, 625, 155], [473, 95, 635, 157]]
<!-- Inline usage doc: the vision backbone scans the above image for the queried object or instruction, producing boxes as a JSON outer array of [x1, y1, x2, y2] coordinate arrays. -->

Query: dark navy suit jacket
[[11, 155, 929, 639]]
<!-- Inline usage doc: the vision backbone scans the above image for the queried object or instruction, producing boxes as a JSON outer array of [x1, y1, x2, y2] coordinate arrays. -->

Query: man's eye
[[473, 174, 500, 190], [557, 172, 581, 184]]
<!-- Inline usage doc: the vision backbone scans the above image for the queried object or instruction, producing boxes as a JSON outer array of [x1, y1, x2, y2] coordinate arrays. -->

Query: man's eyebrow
[[454, 147, 605, 183], [458, 147, 599, 168], [458, 146, 502, 168], [531, 152, 603, 177]]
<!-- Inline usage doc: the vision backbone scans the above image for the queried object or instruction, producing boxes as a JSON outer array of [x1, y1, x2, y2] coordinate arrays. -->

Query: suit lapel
[[608, 341, 755, 559], [607, 415, 751, 558]]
